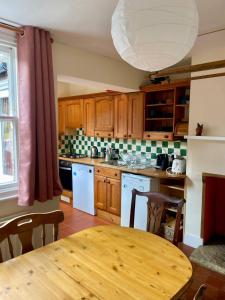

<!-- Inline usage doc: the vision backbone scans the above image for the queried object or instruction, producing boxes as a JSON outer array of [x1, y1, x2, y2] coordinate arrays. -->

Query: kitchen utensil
[[91, 146, 98, 158], [111, 148, 119, 160], [156, 154, 169, 170], [105, 146, 111, 162], [171, 155, 186, 174]]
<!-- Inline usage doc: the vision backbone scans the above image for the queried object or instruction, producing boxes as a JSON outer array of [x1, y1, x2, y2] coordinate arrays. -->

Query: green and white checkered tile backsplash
[[58, 129, 187, 162]]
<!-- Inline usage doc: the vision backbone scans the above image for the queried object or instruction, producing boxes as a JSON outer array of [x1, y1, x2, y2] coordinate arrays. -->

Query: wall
[[52, 42, 147, 91], [59, 129, 187, 162], [184, 30, 225, 248], [57, 81, 104, 97]]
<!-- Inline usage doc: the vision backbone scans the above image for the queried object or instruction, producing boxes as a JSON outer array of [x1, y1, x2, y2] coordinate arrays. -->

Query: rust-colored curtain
[[17, 26, 62, 206]]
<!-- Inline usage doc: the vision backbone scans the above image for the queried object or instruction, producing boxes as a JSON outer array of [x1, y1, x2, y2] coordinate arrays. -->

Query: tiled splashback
[[59, 129, 187, 162]]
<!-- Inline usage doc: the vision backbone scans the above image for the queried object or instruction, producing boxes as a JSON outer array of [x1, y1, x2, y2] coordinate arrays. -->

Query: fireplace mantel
[[185, 136, 225, 141]]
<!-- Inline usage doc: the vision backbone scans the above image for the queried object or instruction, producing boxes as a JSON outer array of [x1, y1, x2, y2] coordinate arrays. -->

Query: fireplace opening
[[202, 173, 225, 244]]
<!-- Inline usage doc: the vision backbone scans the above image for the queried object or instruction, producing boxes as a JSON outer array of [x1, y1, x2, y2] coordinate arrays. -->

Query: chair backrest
[[193, 284, 207, 300], [129, 189, 185, 244], [0, 210, 64, 262]]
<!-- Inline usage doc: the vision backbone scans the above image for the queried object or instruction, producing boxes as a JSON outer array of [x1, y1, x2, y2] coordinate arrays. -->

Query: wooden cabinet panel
[[94, 130, 113, 138], [95, 96, 114, 131], [65, 99, 83, 129], [95, 167, 121, 180], [94, 175, 107, 210], [128, 92, 144, 139], [58, 102, 65, 135], [106, 178, 121, 216], [83, 98, 95, 136], [114, 94, 128, 138], [143, 131, 173, 141]]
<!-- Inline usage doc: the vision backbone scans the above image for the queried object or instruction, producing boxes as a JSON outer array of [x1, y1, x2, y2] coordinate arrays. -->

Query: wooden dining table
[[0, 225, 192, 300]]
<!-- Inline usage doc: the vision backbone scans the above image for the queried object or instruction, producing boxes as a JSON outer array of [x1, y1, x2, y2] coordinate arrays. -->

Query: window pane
[[0, 121, 16, 185], [0, 51, 10, 116]]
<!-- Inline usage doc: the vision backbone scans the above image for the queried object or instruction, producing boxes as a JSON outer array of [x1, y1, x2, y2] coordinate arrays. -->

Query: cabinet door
[[95, 96, 114, 131], [128, 92, 144, 139], [65, 99, 83, 129], [106, 178, 121, 216], [114, 94, 128, 138], [58, 101, 65, 135], [83, 98, 95, 136], [94, 175, 107, 210]]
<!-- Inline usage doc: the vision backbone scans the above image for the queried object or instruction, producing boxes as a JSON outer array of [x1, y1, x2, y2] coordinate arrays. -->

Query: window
[[0, 43, 18, 199]]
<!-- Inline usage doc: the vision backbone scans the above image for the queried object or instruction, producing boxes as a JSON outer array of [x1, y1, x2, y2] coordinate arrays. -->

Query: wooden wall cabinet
[[94, 167, 121, 216], [114, 94, 128, 138], [65, 99, 83, 129], [83, 98, 95, 136], [114, 92, 144, 139], [128, 92, 144, 139], [142, 81, 190, 141], [95, 96, 114, 134], [58, 102, 66, 135]]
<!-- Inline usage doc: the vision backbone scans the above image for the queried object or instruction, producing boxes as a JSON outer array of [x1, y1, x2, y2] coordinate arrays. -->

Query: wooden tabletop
[[0, 225, 192, 300], [59, 156, 186, 179]]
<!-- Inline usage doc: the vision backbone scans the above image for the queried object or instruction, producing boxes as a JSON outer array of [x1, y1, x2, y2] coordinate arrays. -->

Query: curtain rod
[[0, 22, 24, 35], [0, 21, 54, 42]]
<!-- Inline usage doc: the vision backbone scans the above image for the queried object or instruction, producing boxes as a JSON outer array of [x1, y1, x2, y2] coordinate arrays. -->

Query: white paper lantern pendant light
[[111, 0, 199, 71]]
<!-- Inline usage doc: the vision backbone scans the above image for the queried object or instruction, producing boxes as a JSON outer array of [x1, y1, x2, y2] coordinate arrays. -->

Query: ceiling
[[0, 0, 225, 60]]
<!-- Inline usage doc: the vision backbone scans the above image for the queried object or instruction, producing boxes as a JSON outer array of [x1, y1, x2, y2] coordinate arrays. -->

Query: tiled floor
[[59, 202, 225, 300]]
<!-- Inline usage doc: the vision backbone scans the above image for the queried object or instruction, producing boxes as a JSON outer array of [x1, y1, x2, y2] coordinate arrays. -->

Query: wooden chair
[[180, 284, 207, 300], [193, 284, 207, 300], [0, 210, 64, 262], [129, 189, 185, 245]]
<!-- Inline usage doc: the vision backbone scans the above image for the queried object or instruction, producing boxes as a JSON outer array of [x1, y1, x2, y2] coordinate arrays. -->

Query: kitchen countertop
[[59, 156, 186, 180]]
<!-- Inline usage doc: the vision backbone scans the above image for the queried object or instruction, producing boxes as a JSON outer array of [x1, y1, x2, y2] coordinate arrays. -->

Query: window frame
[[0, 43, 18, 200]]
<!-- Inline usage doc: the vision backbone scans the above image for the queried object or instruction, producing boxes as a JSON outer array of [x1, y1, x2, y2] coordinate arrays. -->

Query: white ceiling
[[0, 0, 225, 59]]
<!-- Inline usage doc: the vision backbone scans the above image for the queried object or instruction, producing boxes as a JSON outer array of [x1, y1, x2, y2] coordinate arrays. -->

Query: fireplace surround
[[202, 173, 225, 244]]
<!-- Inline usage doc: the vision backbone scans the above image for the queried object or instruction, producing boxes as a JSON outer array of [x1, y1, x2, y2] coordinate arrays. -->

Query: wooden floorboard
[[59, 202, 225, 300]]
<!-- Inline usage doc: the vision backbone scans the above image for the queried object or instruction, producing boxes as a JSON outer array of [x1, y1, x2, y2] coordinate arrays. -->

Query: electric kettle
[[171, 155, 186, 174]]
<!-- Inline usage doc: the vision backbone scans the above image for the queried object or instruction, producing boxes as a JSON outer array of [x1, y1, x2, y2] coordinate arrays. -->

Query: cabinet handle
[[104, 179, 106, 183], [108, 134, 111, 137], [115, 173, 117, 177], [97, 169, 100, 173], [147, 134, 151, 138], [96, 133, 99, 136], [124, 135, 127, 138], [164, 135, 169, 139], [128, 135, 131, 138], [108, 180, 110, 184]]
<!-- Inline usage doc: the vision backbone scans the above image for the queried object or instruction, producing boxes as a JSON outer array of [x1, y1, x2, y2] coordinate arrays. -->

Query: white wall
[[0, 197, 59, 220], [57, 81, 103, 97], [52, 42, 147, 91], [184, 30, 225, 248]]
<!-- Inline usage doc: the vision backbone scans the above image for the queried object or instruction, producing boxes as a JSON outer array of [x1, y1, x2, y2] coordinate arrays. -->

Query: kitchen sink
[[100, 160, 124, 167], [101, 160, 153, 169]]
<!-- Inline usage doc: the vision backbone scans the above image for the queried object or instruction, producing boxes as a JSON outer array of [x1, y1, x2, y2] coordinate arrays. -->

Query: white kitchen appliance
[[72, 163, 96, 215], [121, 173, 159, 230], [171, 156, 186, 174]]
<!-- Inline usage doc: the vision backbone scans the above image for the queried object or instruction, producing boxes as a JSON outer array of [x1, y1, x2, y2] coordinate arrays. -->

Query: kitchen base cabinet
[[94, 175, 107, 211], [106, 178, 121, 216], [94, 167, 121, 222], [96, 209, 121, 225]]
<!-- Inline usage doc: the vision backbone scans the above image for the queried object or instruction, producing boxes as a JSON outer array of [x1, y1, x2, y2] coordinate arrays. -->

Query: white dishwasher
[[72, 163, 96, 215], [121, 173, 159, 230]]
